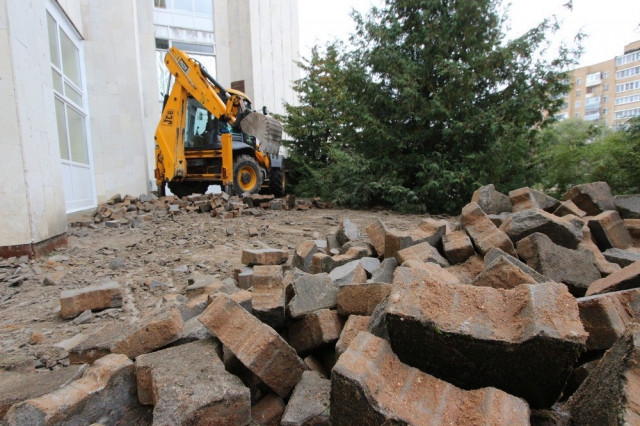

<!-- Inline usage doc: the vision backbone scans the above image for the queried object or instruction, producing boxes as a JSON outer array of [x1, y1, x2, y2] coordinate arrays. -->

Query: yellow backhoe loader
[[154, 47, 285, 198]]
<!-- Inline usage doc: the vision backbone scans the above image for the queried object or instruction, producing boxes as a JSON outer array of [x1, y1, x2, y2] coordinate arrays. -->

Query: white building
[[0, 0, 300, 257]]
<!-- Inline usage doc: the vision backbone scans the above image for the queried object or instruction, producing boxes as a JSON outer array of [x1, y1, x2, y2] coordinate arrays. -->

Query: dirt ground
[[0, 203, 442, 371]]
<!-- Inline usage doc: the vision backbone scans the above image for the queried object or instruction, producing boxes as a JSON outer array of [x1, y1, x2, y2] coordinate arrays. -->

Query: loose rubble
[[3, 182, 640, 424]]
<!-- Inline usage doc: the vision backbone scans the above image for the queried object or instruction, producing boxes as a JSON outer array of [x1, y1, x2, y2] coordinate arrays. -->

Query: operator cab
[[183, 97, 256, 150]]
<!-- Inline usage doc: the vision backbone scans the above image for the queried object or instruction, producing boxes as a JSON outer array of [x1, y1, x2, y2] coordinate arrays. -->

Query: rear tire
[[233, 155, 263, 195], [269, 167, 285, 197]]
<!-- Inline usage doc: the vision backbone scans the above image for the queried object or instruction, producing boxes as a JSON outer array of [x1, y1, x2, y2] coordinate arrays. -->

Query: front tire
[[233, 155, 263, 195], [269, 167, 285, 197]]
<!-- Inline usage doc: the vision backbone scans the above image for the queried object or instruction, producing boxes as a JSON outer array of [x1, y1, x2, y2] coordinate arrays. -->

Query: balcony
[[585, 113, 601, 121]]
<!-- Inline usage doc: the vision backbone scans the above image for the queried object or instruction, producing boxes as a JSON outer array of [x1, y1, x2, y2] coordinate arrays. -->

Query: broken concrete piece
[[567, 323, 640, 424], [234, 266, 254, 290], [311, 247, 369, 274], [384, 222, 447, 259], [500, 208, 583, 249], [395, 241, 449, 267], [288, 309, 343, 354], [251, 393, 285, 426], [372, 279, 587, 408], [614, 194, 640, 219], [509, 187, 540, 212], [442, 230, 475, 265], [199, 294, 305, 398], [369, 257, 397, 283], [554, 200, 587, 218], [5, 354, 146, 425], [331, 332, 530, 425], [471, 255, 537, 289], [241, 248, 289, 266], [461, 202, 517, 257], [484, 247, 549, 283], [603, 248, 640, 268], [563, 181, 616, 216], [59, 280, 122, 319], [291, 241, 318, 273], [588, 210, 634, 250], [445, 254, 485, 284], [335, 315, 371, 359], [516, 232, 600, 296], [579, 225, 622, 277], [586, 261, 640, 296], [0, 364, 86, 418], [532, 189, 561, 213], [471, 183, 513, 215], [337, 282, 392, 316], [288, 273, 338, 319], [577, 287, 640, 351], [393, 263, 460, 286], [336, 219, 361, 246], [252, 265, 285, 328], [135, 339, 250, 425], [281, 372, 331, 426], [365, 219, 387, 258], [69, 307, 184, 364], [328, 259, 367, 286]]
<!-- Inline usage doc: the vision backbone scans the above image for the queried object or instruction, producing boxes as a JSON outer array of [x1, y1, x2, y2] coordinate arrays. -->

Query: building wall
[[558, 40, 640, 126], [222, 0, 299, 114], [80, 0, 156, 203], [0, 0, 68, 249]]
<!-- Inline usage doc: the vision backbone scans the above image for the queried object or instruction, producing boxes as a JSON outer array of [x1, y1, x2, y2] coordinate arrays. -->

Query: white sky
[[298, 0, 640, 67]]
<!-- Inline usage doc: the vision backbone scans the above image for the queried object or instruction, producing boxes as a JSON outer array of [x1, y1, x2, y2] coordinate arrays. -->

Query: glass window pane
[[172, 41, 214, 54], [47, 12, 60, 68], [52, 69, 63, 93], [157, 50, 172, 101], [189, 53, 216, 78], [60, 30, 81, 87], [194, 0, 212, 15], [174, 0, 192, 12], [54, 98, 69, 160], [66, 106, 89, 164], [154, 0, 167, 8], [64, 81, 82, 106]]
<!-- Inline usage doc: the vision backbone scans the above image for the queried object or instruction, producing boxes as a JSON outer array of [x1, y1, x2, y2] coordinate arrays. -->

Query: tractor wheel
[[233, 155, 263, 195], [269, 167, 285, 197]]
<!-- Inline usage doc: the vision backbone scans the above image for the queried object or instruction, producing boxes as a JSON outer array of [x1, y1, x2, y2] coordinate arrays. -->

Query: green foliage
[[537, 117, 640, 197], [283, 0, 580, 213]]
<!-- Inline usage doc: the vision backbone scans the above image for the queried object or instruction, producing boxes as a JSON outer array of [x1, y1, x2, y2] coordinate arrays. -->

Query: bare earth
[[0, 204, 440, 371]]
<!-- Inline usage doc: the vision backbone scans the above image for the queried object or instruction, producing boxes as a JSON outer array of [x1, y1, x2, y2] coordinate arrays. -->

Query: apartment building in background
[[556, 40, 640, 126], [0, 0, 299, 257]]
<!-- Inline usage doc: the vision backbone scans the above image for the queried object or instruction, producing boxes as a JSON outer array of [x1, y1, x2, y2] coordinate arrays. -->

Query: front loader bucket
[[239, 112, 283, 156]]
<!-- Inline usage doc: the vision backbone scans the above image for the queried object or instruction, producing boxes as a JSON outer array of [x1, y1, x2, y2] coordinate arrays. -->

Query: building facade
[[0, 0, 299, 257], [556, 40, 640, 126]]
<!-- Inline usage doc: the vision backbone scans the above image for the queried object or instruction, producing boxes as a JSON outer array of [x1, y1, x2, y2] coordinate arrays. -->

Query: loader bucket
[[239, 112, 283, 156]]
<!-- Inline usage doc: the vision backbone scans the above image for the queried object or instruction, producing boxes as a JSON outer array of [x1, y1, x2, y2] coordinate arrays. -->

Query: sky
[[298, 0, 640, 68]]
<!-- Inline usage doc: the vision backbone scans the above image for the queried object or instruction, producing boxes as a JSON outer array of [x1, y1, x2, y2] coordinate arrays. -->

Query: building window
[[47, 5, 94, 212], [575, 100, 581, 108], [555, 112, 568, 121], [615, 107, 640, 120], [603, 96, 609, 103], [616, 66, 640, 80], [156, 38, 217, 105], [155, 0, 213, 15], [575, 112, 581, 118], [586, 72, 601, 84], [585, 96, 601, 106], [604, 84, 609, 91], [616, 79, 640, 93], [615, 94, 640, 106], [561, 102, 568, 110], [603, 71, 610, 79], [576, 89, 581, 97], [616, 51, 640, 67], [576, 78, 582, 86], [603, 108, 608, 115]]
